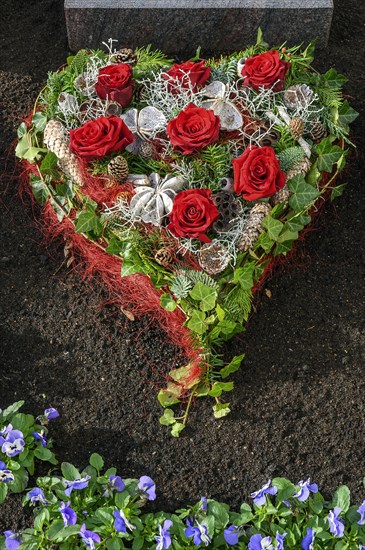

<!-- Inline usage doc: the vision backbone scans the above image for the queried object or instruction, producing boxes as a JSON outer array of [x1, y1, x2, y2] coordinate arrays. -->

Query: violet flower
[[3, 530, 22, 550], [357, 500, 365, 525], [0, 462, 14, 483], [301, 528, 316, 550], [28, 488, 48, 505], [200, 496, 207, 511], [276, 533, 287, 550], [251, 480, 278, 506], [33, 431, 47, 448], [224, 525, 241, 546], [59, 501, 77, 527], [79, 524, 101, 549], [138, 475, 156, 500], [1, 429, 25, 458], [293, 479, 318, 502], [155, 519, 173, 550], [44, 408, 59, 420], [328, 507, 345, 537], [185, 518, 211, 546], [103, 475, 125, 497], [248, 534, 274, 550], [64, 475, 91, 497], [113, 509, 135, 533]]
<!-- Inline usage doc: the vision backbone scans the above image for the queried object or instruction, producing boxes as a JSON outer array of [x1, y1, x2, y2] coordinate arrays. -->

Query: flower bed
[[16, 33, 357, 434], [2, 402, 365, 549]]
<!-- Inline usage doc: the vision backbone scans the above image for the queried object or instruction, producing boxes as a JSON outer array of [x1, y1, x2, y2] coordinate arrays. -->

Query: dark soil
[[0, 0, 364, 532]]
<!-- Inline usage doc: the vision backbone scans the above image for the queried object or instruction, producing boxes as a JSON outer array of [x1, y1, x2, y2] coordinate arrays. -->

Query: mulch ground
[[0, 0, 364, 532]]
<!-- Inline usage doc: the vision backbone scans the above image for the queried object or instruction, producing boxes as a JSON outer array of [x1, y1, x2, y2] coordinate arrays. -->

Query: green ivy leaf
[[32, 112, 48, 132], [338, 100, 359, 130], [90, 453, 104, 471], [208, 382, 234, 397], [159, 409, 175, 426], [29, 176, 50, 205], [213, 402, 231, 419], [189, 282, 217, 312], [160, 293, 177, 312], [187, 309, 207, 335], [261, 216, 284, 241], [40, 151, 58, 174], [323, 68, 347, 88], [288, 174, 320, 211], [277, 228, 298, 243], [254, 231, 275, 253], [274, 240, 295, 256], [157, 384, 182, 407], [75, 210, 103, 235], [220, 354, 245, 379], [17, 122, 27, 138], [316, 138, 343, 173], [233, 262, 255, 290], [170, 422, 185, 438], [331, 183, 347, 201]]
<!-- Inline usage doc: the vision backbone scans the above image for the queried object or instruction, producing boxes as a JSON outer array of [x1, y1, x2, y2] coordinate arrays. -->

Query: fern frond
[[182, 269, 220, 292]]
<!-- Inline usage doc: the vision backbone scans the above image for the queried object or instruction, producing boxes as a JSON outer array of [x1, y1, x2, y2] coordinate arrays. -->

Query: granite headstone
[[64, 0, 333, 56]]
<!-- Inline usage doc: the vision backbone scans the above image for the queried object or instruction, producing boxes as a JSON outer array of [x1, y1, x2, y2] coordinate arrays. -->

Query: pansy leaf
[[61, 462, 81, 481], [9, 467, 28, 493], [132, 536, 145, 550], [207, 500, 230, 529], [34, 508, 50, 532], [107, 540, 122, 550], [1, 400, 24, 418], [34, 447, 53, 461], [272, 478, 296, 502], [333, 485, 351, 513], [0, 484, 8, 504], [90, 453, 104, 471]]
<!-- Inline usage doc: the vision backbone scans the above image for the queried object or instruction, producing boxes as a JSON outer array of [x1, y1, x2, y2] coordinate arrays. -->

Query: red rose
[[233, 146, 286, 201], [168, 189, 219, 242], [70, 116, 134, 162], [163, 60, 211, 93], [166, 103, 220, 155], [240, 50, 290, 91], [95, 63, 134, 107]]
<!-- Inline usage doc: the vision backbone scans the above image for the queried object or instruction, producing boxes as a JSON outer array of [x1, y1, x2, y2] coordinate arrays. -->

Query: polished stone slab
[[64, 0, 333, 56]]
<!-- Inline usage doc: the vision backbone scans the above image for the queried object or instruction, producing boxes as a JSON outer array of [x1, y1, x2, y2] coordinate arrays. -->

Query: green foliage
[[0, 402, 57, 503], [188, 144, 233, 191], [277, 146, 306, 172], [133, 45, 173, 79], [181, 269, 220, 292], [169, 274, 193, 299], [273, 125, 296, 154], [287, 174, 320, 211]]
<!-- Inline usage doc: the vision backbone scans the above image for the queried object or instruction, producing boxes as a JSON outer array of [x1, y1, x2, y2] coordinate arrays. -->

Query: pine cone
[[112, 48, 137, 65], [308, 119, 327, 143], [289, 117, 305, 140], [155, 248, 174, 269], [107, 156, 129, 182], [139, 141, 154, 159], [213, 191, 242, 232], [272, 185, 290, 205], [286, 157, 311, 180], [283, 84, 313, 110], [237, 203, 271, 252], [59, 156, 83, 186], [44, 120, 69, 159], [198, 241, 230, 276]]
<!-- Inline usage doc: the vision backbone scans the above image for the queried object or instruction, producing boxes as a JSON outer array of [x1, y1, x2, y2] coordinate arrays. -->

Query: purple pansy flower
[[113, 509, 135, 533], [301, 528, 316, 550], [79, 524, 101, 549], [251, 480, 278, 506], [224, 525, 241, 546], [33, 431, 47, 448], [3, 530, 22, 550], [59, 501, 77, 527], [64, 475, 91, 497], [1, 428, 25, 458], [328, 507, 345, 537], [200, 496, 207, 511], [0, 462, 14, 483], [293, 479, 318, 502], [44, 408, 59, 420], [185, 518, 211, 546], [357, 501, 365, 525], [155, 519, 173, 550], [28, 487, 48, 505], [103, 475, 125, 497], [248, 534, 274, 550], [138, 475, 156, 501], [276, 533, 287, 550]]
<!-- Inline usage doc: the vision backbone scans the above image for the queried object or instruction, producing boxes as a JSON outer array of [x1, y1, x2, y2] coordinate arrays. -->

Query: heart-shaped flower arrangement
[[17, 36, 357, 434]]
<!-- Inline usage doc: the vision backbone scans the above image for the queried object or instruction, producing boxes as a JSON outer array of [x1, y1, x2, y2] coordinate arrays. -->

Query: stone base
[[64, 0, 333, 56]]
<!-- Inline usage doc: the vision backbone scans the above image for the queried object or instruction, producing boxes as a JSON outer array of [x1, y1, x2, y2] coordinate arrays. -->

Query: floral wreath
[[16, 32, 357, 434]]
